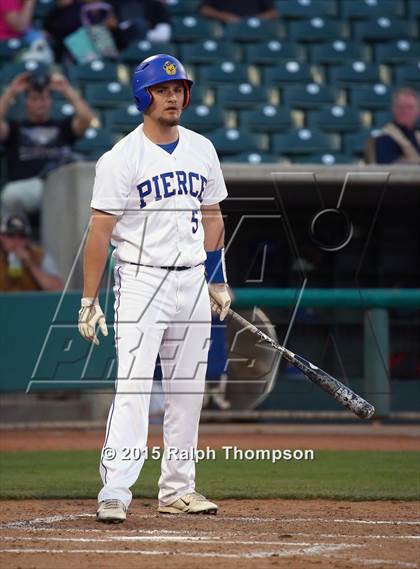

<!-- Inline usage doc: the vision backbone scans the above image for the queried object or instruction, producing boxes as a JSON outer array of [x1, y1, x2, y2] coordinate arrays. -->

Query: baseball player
[[78, 54, 231, 523]]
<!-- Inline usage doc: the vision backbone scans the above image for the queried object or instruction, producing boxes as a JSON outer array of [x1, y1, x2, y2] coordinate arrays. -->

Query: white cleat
[[158, 492, 218, 515], [96, 499, 127, 523]]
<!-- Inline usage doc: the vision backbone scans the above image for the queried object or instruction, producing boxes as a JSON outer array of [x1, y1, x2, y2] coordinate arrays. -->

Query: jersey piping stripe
[[100, 264, 122, 485]]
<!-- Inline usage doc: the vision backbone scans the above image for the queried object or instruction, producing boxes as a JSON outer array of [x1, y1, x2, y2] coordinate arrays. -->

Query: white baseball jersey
[[91, 124, 228, 267]]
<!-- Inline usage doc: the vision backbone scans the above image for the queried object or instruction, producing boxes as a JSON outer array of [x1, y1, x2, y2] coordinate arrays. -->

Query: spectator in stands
[[110, 0, 171, 48], [199, 0, 279, 23], [0, 70, 94, 216], [367, 88, 420, 164], [0, 213, 63, 291], [0, 0, 37, 41]]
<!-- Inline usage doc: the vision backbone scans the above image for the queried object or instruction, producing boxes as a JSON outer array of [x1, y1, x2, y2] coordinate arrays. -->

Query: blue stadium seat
[[73, 127, 114, 154], [207, 128, 265, 156], [0, 38, 24, 62], [372, 111, 392, 128], [329, 62, 381, 85], [239, 105, 292, 133], [394, 63, 420, 88], [84, 82, 132, 109], [350, 84, 392, 110], [408, 0, 420, 18], [354, 18, 416, 42], [245, 41, 304, 64], [0, 60, 50, 87], [308, 106, 362, 133], [272, 129, 339, 155], [180, 105, 225, 133], [180, 40, 241, 64], [104, 104, 141, 133], [189, 86, 208, 105], [288, 18, 345, 42], [200, 62, 250, 85], [166, 0, 201, 16], [172, 16, 219, 42], [275, 0, 338, 18], [68, 60, 119, 84], [375, 41, 420, 64], [264, 61, 313, 85], [119, 41, 178, 64], [293, 153, 356, 165], [224, 152, 280, 164], [282, 83, 339, 108], [343, 129, 380, 158], [223, 18, 284, 42], [217, 83, 269, 109], [311, 40, 367, 64], [342, 0, 404, 18]]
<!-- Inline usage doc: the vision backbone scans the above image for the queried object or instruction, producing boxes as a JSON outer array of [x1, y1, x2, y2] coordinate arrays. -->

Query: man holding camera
[[0, 71, 94, 215]]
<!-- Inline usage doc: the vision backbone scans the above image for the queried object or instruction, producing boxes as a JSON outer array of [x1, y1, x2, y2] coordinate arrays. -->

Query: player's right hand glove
[[78, 297, 108, 346]]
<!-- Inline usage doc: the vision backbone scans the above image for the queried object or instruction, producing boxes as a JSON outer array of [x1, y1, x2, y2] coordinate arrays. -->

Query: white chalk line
[[0, 543, 353, 559], [0, 535, 362, 548], [2, 512, 420, 529]]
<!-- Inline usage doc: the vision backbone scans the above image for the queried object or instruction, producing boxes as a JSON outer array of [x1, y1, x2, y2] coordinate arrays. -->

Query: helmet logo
[[163, 61, 177, 75]]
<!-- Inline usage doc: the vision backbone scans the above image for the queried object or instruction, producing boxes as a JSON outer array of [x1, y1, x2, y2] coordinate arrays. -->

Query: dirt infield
[[0, 499, 419, 568], [1, 424, 419, 568]]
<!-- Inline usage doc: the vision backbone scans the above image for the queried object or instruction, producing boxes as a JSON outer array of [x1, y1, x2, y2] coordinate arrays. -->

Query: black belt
[[128, 262, 199, 271]]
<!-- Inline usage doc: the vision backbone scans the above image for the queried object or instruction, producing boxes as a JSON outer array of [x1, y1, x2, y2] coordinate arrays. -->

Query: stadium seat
[[104, 104, 141, 133], [408, 0, 420, 18], [33, 0, 54, 19], [120, 41, 178, 64], [343, 129, 380, 158], [0, 38, 24, 62], [329, 62, 381, 85], [372, 111, 392, 128], [217, 83, 269, 109], [342, 0, 404, 19], [311, 41, 367, 64], [375, 41, 420, 64], [245, 41, 304, 64], [84, 82, 132, 109], [172, 16, 219, 42], [293, 153, 355, 165], [264, 62, 313, 85], [288, 18, 345, 42], [166, 0, 201, 16], [223, 18, 284, 42], [282, 83, 339, 108], [272, 129, 339, 155], [394, 63, 420, 88], [180, 105, 225, 133], [0, 60, 50, 87], [350, 84, 392, 110], [207, 128, 265, 156], [180, 40, 241, 64], [73, 127, 114, 154], [354, 19, 416, 42], [308, 106, 362, 132], [223, 152, 280, 164], [275, 0, 338, 18], [68, 60, 119, 84], [239, 105, 292, 133], [189, 86, 208, 105], [200, 62, 250, 86]]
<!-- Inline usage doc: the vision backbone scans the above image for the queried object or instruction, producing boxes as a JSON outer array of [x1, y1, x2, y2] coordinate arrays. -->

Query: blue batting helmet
[[132, 54, 193, 113]]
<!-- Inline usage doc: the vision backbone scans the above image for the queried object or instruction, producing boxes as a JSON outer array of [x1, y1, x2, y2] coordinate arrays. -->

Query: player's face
[[26, 89, 52, 123], [147, 80, 185, 127], [392, 94, 420, 129]]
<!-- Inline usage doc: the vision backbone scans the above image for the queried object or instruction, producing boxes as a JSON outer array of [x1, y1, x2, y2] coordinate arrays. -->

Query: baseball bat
[[215, 304, 375, 420]]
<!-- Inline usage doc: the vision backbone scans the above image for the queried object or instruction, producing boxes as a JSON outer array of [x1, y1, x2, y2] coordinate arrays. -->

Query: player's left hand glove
[[78, 297, 108, 346], [208, 283, 231, 321]]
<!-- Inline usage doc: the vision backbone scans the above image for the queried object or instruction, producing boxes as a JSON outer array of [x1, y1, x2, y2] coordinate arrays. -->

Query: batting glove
[[208, 283, 231, 321], [78, 297, 108, 346]]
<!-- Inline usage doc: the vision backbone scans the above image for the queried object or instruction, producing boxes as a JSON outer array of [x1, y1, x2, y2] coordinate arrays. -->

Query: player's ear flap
[[182, 80, 190, 109]]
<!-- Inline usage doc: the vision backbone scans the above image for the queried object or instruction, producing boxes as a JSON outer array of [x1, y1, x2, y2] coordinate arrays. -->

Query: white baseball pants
[[98, 262, 211, 507]]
